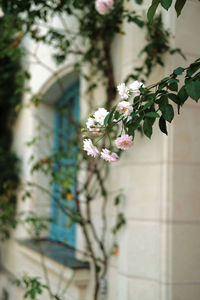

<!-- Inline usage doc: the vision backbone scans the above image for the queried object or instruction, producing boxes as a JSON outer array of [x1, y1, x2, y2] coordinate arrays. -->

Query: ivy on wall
[[125, 13, 185, 83], [0, 14, 26, 239]]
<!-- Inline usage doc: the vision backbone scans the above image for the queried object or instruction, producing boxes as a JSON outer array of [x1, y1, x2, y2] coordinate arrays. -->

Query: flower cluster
[[117, 80, 145, 100], [95, 0, 114, 15], [86, 108, 108, 135], [83, 81, 145, 162]]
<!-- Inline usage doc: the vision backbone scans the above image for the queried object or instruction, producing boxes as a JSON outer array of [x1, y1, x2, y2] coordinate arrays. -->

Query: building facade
[[0, 1, 200, 300]]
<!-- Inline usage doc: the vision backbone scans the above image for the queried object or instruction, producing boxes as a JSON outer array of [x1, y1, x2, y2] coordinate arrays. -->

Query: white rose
[[129, 81, 145, 97], [94, 108, 109, 126], [117, 83, 130, 99]]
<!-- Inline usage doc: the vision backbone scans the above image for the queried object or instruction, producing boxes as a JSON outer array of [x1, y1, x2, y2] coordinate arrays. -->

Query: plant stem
[[103, 40, 116, 109]]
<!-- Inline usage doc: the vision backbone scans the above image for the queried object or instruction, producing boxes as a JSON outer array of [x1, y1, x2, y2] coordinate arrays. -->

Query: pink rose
[[101, 148, 119, 162], [86, 117, 100, 135], [95, 0, 114, 15], [117, 101, 133, 117], [115, 134, 133, 150], [83, 139, 99, 157]]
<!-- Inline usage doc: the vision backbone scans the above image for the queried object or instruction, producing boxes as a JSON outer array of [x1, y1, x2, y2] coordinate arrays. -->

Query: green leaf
[[168, 93, 179, 104], [104, 105, 116, 125], [114, 196, 120, 206], [175, 0, 187, 17], [185, 81, 200, 102], [127, 125, 136, 137], [169, 78, 179, 84], [96, 265, 101, 273], [160, 104, 174, 122], [143, 121, 152, 139], [170, 48, 186, 60], [186, 63, 200, 76], [145, 112, 160, 118], [142, 98, 154, 110], [104, 113, 110, 125], [147, 0, 160, 23], [135, 0, 143, 4], [178, 86, 188, 105], [143, 117, 155, 139], [157, 95, 168, 106], [128, 116, 143, 131], [168, 82, 178, 92], [160, 0, 172, 10], [158, 81, 168, 91], [173, 67, 184, 75], [159, 116, 168, 135]]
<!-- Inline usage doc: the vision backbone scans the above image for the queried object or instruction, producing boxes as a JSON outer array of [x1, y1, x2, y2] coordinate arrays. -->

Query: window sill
[[17, 238, 89, 270]]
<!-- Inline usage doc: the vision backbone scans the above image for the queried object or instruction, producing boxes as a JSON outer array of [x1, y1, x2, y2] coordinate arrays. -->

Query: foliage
[[0, 2, 138, 298], [0, 13, 26, 239], [83, 0, 200, 164], [0, 150, 19, 239], [147, 0, 188, 22], [126, 13, 185, 82], [16, 275, 48, 299], [84, 59, 200, 158], [21, 210, 52, 238], [0, 0, 145, 107]]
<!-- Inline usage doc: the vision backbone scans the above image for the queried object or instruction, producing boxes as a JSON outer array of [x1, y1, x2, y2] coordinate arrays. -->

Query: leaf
[[145, 112, 160, 118], [175, 0, 187, 17], [142, 98, 154, 110], [160, 0, 172, 10], [158, 81, 168, 91], [114, 195, 120, 206], [112, 213, 126, 234], [143, 117, 155, 139], [160, 104, 174, 122], [168, 93, 179, 104], [178, 86, 188, 106], [96, 265, 101, 273], [157, 95, 168, 108], [185, 81, 200, 102], [170, 48, 186, 60], [104, 113, 110, 125], [168, 82, 178, 91], [173, 67, 184, 75], [127, 125, 135, 137], [147, 0, 160, 23], [104, 105, 116, 125], [159, 116, 168, 135], [168, 78, 179, 84], [128, 116, 143, 131], [186, 63, 200, 77], [129, 16, 145, 28]]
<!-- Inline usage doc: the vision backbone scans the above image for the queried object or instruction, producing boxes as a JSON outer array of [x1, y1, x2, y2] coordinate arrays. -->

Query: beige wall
[[170, 1, 200, 299], [105, 1, 200, 300]]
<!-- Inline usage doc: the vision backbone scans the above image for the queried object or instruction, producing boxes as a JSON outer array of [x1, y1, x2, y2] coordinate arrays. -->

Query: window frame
[[49, 80, 80, 248]]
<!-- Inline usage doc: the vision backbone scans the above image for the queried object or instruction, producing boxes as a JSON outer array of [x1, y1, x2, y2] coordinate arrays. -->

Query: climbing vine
[[83, 60, 200, 162], [0, 13, 27, 240], [83, 0, 200, 162], [125, 13, 185, 83]]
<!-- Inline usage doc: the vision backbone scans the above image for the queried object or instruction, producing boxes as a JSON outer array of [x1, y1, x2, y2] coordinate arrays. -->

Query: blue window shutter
[[49, 81, 79, 248]]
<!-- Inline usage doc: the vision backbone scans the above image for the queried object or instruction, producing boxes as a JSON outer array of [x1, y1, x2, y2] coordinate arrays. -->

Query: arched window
[[49, 80, 79, 248]]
